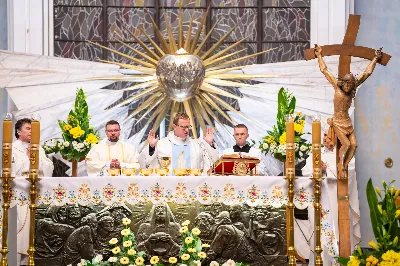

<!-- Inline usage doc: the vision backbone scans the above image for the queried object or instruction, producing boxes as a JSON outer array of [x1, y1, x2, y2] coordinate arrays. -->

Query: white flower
[[300, 145, 307, 151], [108, 257, 118, 262], [262, 143, 269, 149], [77, 143, 84, 149], [210, 262, 219, 266], [94, 254, 103, 263], [225, 259, 235, 266], [193, 260, 201, 266], [72, 141, 78, 146], [64, 141, 70, 147]]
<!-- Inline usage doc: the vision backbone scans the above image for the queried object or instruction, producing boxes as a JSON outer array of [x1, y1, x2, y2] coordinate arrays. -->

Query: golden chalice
[[160, 157, 171, 169], [155, 168, 169, 176], [173, 168, 189, 176], [122, 168, 136, 176], [107, 168, 120, 176], [140, 168, 153, 176], [189, 168, 203, 176]]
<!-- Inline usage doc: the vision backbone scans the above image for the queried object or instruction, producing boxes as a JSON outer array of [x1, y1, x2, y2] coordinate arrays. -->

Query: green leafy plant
[[43, 88, 99, 161], [336, 178, 400, 266], [259, 88, 311, 162]]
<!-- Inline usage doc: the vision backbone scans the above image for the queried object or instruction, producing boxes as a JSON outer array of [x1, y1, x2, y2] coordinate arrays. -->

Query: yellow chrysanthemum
[[150, 256, 159, 265], [181, 254, 190, 261], [109, 238, 118, 245], [179, 226, 188, 234], [127, 249, 136, 255], [187, 248, 196, 253], [279, 132, 286, 145], [198, 252, 207, 259], [366, 255, 379, 265], [294, 123, 304, 134], [185, 237, 193, 244], [85, 133, 99, 144], [182, 220, 190, 227], [64, 124, 72, 131], [121, 229, 130, 236], [169, 257, 178, 264], [296, 112, 302, 117], [135, 257, 144, 265], [123, 240, 132, 247], [348, 256, 360, 266], [111, 246, 121, 254], [191, 227, 201, 236], [395, 209, 400, 219], [299, 119, 305, 125], [380, 250, 400, 266], [267, 136, 275, 144], [120, 257, 129, 265]]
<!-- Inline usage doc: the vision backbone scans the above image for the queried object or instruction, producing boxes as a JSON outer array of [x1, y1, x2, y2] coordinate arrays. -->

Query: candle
[[312, 119, 322, 175], [2, 116, 13, 173], [312, 121, 321, 144], [29, 120, 40, 170], [286, 118, 295, 175]]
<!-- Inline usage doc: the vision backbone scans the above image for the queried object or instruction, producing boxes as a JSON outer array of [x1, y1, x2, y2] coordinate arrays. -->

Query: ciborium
[[156, 48, 205, 102], [140, 168, 153, 176], [107, 168, 120, 176], [122, 168, 136, 176], [160, 156, 171, 169], [173, 168, 189, 176], [189, 168, 203, 176], [155, 168, 169, 176]]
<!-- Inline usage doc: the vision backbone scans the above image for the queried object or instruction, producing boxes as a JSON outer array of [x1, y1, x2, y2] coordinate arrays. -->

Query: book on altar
[[213, 154, 260, 176]]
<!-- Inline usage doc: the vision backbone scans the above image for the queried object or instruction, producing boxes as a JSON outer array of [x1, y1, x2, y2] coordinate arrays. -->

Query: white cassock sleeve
[[86, 144, 107, 176], [138, 144, 160, 169], [301, 156, 313, 177], [39, 146, 54, 177], [198, 139, 219, 171]]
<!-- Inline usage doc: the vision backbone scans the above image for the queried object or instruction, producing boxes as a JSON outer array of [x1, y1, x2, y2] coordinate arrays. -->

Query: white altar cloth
[[1, 175, 339, 262]]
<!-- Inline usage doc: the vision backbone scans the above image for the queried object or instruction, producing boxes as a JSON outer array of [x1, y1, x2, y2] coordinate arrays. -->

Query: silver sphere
[[156, 53, 205, 102]]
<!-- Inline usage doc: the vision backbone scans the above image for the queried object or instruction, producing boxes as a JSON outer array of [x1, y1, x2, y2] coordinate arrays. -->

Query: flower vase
[[63, 156, 85, 177]]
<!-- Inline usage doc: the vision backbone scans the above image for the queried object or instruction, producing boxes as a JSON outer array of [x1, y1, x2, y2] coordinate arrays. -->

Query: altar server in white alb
[[12, 118, 54, 265], [222, 124, 264, 175], [139, 112, 219, 174], [86, 120, 140, 176]]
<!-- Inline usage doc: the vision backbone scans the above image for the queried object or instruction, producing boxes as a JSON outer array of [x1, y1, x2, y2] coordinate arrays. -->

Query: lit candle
[[29, 120, 40, 170], [2, 114, 13, 173]]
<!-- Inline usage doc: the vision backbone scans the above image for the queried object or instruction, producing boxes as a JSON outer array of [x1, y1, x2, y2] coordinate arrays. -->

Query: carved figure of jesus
[[314, 44, 382, 179]]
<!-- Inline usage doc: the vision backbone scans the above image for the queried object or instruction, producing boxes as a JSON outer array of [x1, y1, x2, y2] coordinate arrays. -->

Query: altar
[[3, 175, 340, 265]]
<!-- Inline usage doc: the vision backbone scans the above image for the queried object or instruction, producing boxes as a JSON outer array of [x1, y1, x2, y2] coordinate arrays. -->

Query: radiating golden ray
[[125, 92, 163, 120], [168, 101, 179, 132], [204, 48, 246, 67], [207, 74, 280, 80], [200, 24, 238, 59], [200, 93, 235, 125], [191, 100, 207, 136], [183, 100, 198, 138], [196, 96, 235, 138], [163, 8, 178, 53], [97, 59, 156, 74], [178, 7, 183, 49], [189, 5, 210, 54], [204, 78, 265, 88], [139, 28, 165, 58], [113, 85, 159, 109], [201, 82, 242, 100], [122, 25, 161, 60], [193, 20, 220, 56], [140, 99, 171, 133], [184, 16, 194, 51], [88, 41, 155, 69], [207, 92, 264, 129], [151, 101, 172, 132], [120, 80, 158, 92], [118, 40, 158, 65], [145, 9, 170, 52], [134, 96, 166, 125], [203, 37, 247, 63], [90, 75, 154, 81], [207, 48, 277, 71], [205, 65, 254, 75]]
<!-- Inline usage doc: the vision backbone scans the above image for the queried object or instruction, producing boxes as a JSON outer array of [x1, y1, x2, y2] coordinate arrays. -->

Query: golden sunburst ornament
[[89, 6, 277, 140]]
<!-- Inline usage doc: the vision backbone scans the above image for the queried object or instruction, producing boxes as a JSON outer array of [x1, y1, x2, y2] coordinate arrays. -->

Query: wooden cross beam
[[304, 14, 391, 258]]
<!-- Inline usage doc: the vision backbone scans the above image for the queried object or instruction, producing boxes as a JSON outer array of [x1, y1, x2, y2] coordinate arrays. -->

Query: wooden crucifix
[[304, 14, 391, 257]]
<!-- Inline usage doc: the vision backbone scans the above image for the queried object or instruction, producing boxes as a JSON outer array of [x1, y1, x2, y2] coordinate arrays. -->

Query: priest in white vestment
[[11, 118, 54, 265], [138, 112, 219, 174], [222, 124, 264, 175], [297, 130, 360, 265], [86, 120, 140, 176]]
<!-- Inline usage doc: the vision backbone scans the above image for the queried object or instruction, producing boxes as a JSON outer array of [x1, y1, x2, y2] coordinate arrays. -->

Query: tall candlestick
[[312, 115, 323, 266], [1, 113, 13, 266], [285, 114, 296, 266], [27, 117, 41, 266]]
